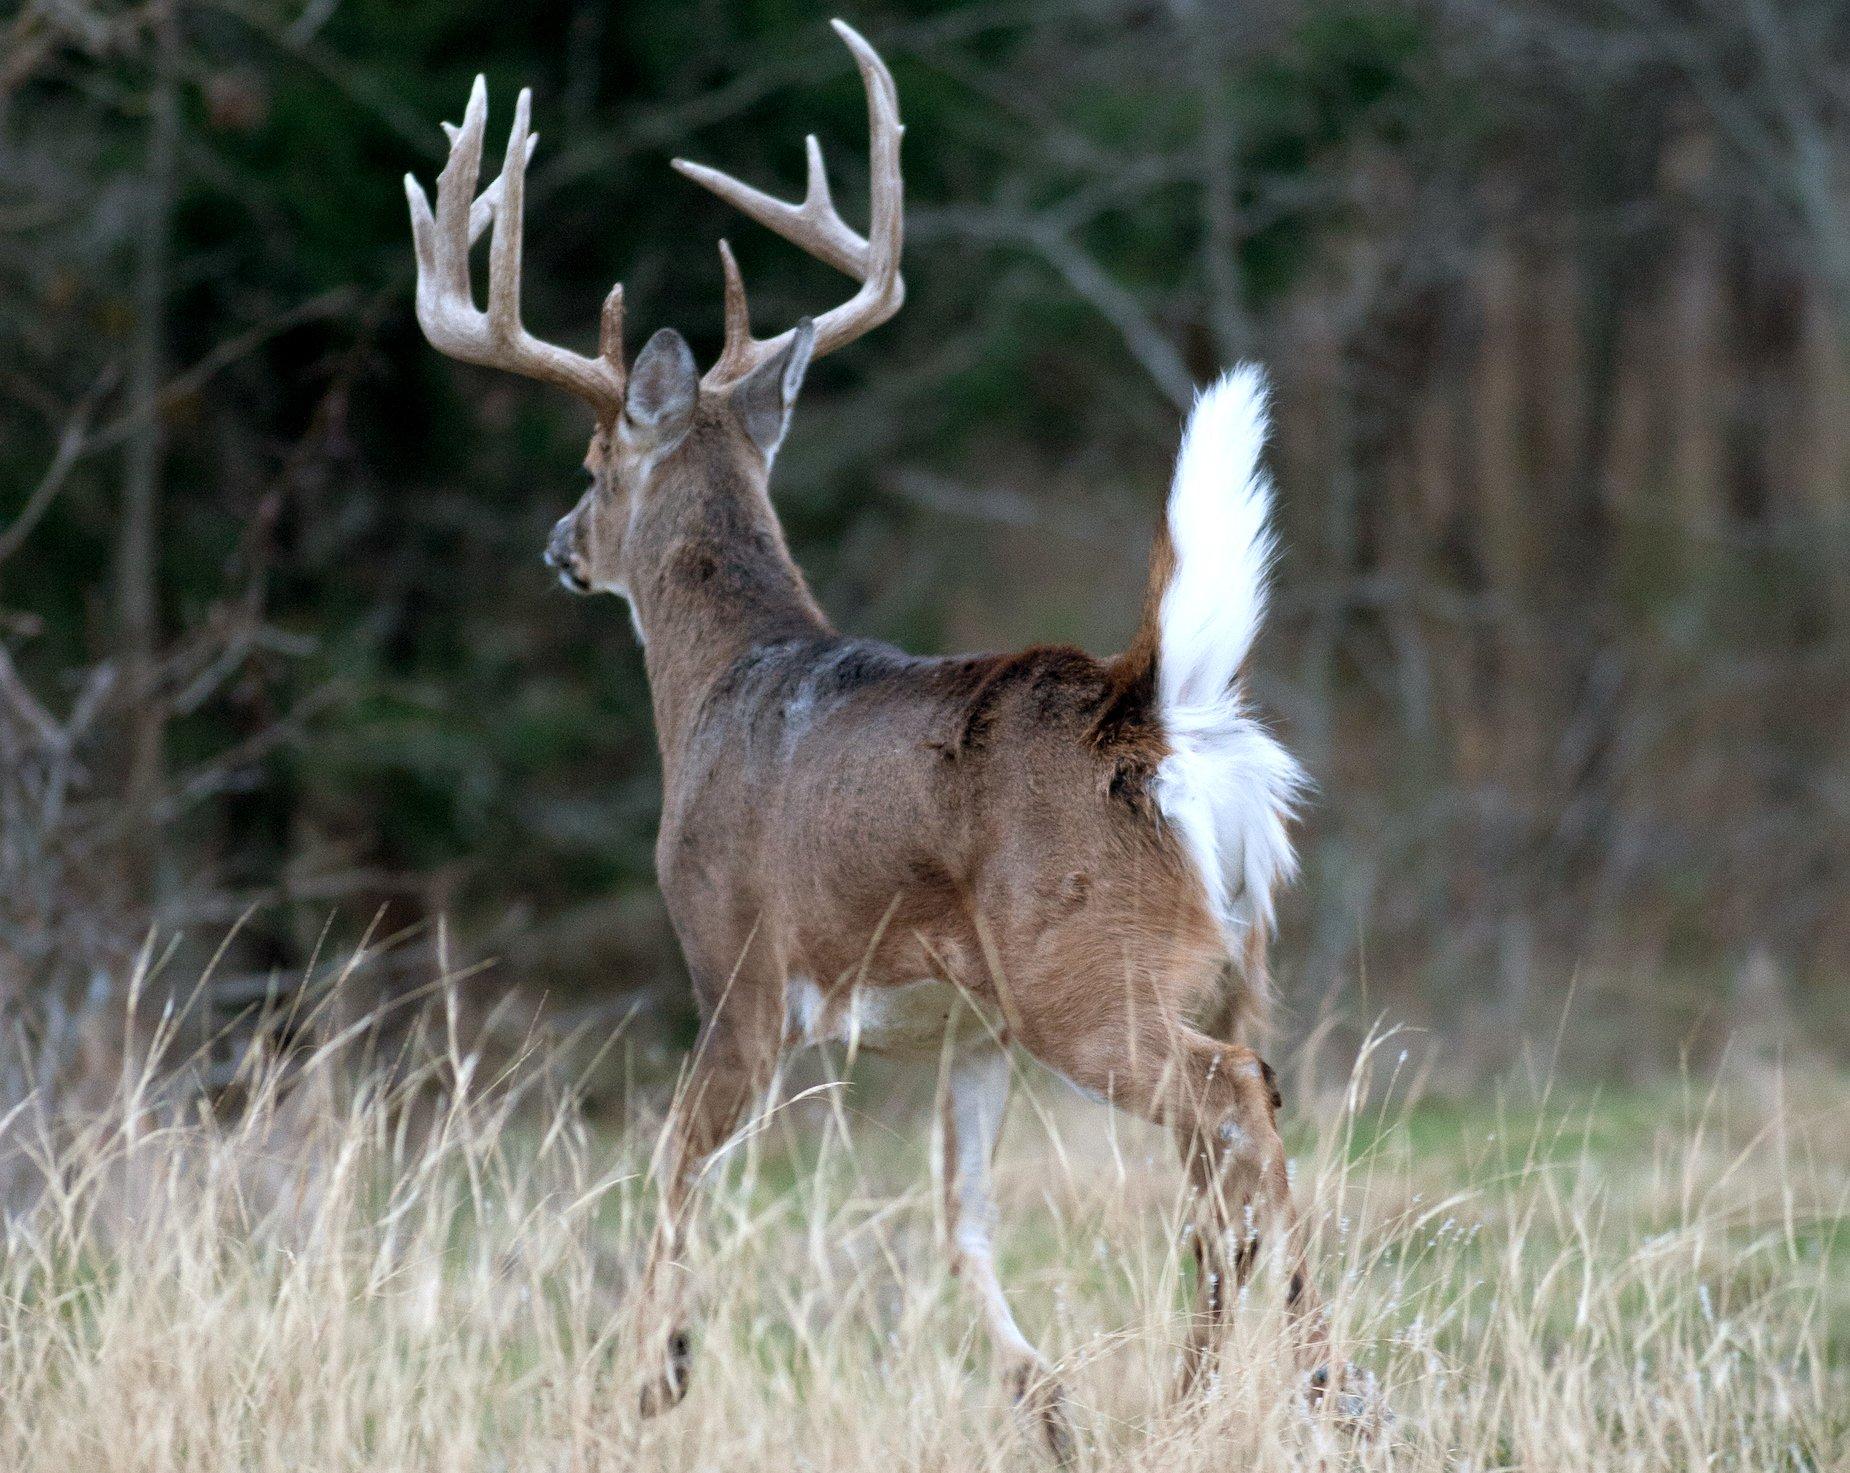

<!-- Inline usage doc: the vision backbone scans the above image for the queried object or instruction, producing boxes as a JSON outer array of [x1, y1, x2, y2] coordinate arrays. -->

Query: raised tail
[[1128, 365, 1306, 951]]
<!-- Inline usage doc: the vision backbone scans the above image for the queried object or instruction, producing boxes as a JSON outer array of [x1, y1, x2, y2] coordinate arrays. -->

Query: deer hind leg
[[1032, 1015, 1329, 1403], [943, 1048, 1075, 1466], [1170, 1044, 1331, 1401], [636, 987, 785, 1418]]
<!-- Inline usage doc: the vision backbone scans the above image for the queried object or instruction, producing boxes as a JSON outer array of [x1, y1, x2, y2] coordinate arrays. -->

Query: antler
[[405, 77, 628, 422], [673, 18, 905, 387]]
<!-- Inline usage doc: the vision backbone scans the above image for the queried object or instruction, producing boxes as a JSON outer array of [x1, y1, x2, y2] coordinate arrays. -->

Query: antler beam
[[672, 18, 905, 386], [406, 77, 628, 421]]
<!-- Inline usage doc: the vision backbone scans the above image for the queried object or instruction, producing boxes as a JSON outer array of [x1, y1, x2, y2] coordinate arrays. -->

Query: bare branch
[[918, 205, 1193, 408], [0, 379, 106, 567]]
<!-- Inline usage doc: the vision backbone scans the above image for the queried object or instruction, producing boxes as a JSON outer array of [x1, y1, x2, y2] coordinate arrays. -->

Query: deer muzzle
[[545, 513, 591, 593]]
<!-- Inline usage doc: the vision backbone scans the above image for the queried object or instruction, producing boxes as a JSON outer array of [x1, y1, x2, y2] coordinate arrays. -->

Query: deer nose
[[544, 515, 574, 570], [545, 515, 594, 592]]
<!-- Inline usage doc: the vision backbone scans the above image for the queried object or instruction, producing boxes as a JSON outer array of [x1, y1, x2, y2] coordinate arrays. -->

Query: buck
[[406, 20, 1349, 1458]]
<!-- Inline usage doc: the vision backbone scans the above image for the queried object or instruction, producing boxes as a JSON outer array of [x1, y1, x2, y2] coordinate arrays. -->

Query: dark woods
[[2, 0, 1845, 1084]]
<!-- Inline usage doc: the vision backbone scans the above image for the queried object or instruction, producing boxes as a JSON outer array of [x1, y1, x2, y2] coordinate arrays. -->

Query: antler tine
[[434, 75, 488, 300], [711, 240, 756, 381], [599, 284, 625, 375], [673, 134, 866, 280], [673, 17, 905, 387], [486, 87, 531, 342], [405, 77, 627, 421], [466, 133, 536, 248]]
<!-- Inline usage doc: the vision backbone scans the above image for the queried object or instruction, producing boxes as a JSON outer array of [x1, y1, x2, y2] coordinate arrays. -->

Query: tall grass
[[0, 964, 1840, 1470]]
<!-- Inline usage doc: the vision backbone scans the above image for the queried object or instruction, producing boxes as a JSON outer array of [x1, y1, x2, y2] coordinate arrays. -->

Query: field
[[0, 1003, 1841, 1472]]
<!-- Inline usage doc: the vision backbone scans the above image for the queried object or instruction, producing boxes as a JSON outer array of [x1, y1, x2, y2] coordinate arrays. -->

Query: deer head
[[404, 19, 904, 604]]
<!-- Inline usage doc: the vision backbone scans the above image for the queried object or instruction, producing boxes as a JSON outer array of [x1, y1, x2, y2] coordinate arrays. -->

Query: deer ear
[[733, 319, 816, 460], [625, 329, 699, 444]]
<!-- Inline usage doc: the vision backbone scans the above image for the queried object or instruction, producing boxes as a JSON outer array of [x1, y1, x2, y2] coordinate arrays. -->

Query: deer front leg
[[943, 1048, 1075, 1465], [636, 1002, 783, 1418]]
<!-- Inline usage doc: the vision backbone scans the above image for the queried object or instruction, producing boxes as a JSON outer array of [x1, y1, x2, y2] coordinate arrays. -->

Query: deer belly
[[785, 977, 999, 1056]]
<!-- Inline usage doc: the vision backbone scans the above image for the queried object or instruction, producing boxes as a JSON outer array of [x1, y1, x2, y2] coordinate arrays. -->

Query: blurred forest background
[[2, 0, 1846, 1095]]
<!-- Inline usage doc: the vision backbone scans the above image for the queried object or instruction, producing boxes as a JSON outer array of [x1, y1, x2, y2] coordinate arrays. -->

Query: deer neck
[[628, 459, 828, 762]]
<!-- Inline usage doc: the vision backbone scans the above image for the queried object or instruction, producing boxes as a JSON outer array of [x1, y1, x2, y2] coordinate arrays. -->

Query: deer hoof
[[1307, 1360, 1389, 1436], [638, 1330, 692, 1418]]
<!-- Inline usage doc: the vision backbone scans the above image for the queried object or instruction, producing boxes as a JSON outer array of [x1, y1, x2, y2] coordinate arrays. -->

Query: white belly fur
[[785, 976, 1001, 1056]]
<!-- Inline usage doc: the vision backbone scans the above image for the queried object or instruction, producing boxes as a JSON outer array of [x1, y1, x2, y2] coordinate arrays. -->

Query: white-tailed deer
[[407, 19, 1343, 1459]]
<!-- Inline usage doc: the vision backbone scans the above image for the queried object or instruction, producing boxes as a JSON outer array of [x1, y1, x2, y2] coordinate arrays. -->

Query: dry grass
[[0, 980, 1841, 1471]]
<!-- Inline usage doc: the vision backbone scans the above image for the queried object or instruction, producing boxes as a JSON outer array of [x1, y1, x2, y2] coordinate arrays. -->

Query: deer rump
[[660, 373, 1299, 1055]]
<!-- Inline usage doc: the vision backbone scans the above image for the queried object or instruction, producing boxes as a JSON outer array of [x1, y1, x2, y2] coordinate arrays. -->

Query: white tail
[[1153, 365, 1306, 937]]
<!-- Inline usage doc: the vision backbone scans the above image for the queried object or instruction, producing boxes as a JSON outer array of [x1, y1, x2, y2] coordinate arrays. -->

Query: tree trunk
[[116, 0, 180, 888]]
